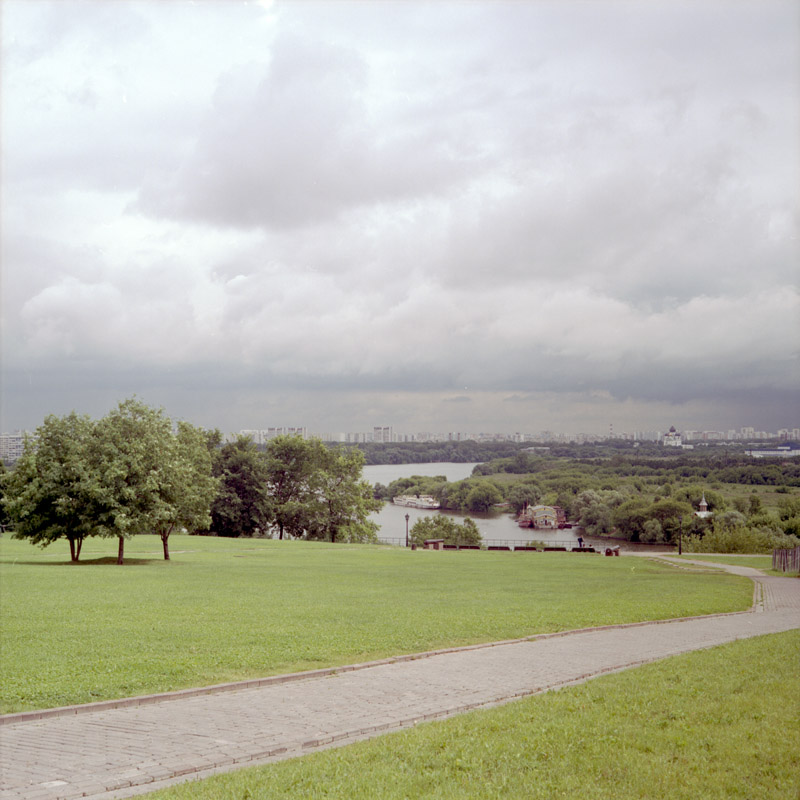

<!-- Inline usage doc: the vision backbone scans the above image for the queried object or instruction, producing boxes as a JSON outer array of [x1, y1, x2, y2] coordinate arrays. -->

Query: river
[[362, 462, 670, 553]]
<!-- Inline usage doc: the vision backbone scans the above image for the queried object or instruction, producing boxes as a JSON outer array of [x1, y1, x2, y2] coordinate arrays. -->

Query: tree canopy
[[3, 412, 100, 561], [410, 515, 482, 547], [211, 436, 272, 539], [3, 400, 219, 563]]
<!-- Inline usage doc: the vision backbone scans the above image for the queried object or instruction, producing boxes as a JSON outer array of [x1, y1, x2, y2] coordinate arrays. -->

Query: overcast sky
[[2, 0, 798, 437]]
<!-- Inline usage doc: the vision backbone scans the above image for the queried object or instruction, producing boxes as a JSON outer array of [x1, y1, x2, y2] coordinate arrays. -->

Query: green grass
[[144, 631, 800, 800], [677, 553, 799, 576], [0, 535, 753, 713], [678, 554, 773, 570]]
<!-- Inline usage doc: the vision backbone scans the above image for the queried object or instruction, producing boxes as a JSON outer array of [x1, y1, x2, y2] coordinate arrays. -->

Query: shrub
[[410, 515, 482, 547], [684, 523, 800, 554]]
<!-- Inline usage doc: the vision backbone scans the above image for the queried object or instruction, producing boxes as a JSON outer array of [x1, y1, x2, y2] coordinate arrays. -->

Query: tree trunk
[[75, 537, 83, 560], [117, 536, 125, 565], [161, 533, 170, 560], [68, 538, 77, 562]]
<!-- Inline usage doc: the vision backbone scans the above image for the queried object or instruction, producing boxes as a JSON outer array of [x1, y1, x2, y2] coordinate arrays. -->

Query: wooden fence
[[772, 545, 800, 573]]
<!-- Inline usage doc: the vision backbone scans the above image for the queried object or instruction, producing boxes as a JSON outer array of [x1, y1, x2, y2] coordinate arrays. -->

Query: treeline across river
[[371, 448, 800, 554]]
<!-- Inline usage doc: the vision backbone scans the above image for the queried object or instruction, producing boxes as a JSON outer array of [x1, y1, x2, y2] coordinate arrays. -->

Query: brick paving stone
[[1, 563, 797, 800]]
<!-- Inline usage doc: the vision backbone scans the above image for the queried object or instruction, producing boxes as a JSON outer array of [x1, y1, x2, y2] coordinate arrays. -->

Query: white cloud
[[1, 0, 798, 433]]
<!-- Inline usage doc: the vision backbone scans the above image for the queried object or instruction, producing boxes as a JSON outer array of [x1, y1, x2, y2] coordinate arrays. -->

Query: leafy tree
[[152, 421, 218, 559], [613, 498, 651, 541], [782, 516, 800, 537], [210, 436, 272, 538], [264, 435, 320, 539], [672, 485, 725, 512], [571, 490, 603, 521], [304, 445, 381, 543], [410, 515, 482, 547], [437, 479, 472, 511], [640, 518, 664, 543], [507, 483, 542, 514], [646, 498, 695, 542], [3, 413, 101, 561], [465, 481, 503, 512], [732, 496, 749, 514], [571, 490, 613, 536], [685, 518, 800, 554], [579, 502, 613, 536], [777, 496, 800, 520], [716, 510, 746, 528], [93, 399, 186, 564], [747, 494, 763, 516]]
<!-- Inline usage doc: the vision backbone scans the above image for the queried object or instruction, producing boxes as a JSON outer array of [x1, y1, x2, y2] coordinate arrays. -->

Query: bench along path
[[1, 562, 798, 800]]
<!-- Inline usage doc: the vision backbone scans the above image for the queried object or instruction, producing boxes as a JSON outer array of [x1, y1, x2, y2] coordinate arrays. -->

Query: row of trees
[[476, 450, 800, 487], [211, 435, 380, 543], [3, 400, 216, 564], [373, 465, 800, 551], [2, 400, 380, 563]]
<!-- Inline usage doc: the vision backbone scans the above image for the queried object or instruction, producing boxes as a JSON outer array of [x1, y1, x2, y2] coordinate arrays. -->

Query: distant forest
[[345, 439, 799, 474]]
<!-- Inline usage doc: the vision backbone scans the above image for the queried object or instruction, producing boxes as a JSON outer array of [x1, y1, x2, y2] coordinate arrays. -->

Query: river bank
[[363, 463, 673, 552]]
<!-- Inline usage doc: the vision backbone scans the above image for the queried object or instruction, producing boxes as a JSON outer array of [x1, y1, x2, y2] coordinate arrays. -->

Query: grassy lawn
[[145, 631, 800, 800], [0, 535, 753, 713], [678, 553, 799, 577], [678, 554, 773, 570]]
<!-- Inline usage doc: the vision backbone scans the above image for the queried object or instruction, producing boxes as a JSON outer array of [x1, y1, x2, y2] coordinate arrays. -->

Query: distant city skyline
[[3, 420, 799, 468], [2, 2, 798, 437]]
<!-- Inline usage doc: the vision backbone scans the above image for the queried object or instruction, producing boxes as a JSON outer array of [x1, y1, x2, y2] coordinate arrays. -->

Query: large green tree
[[647, 498, 696, 542], [304, 445, 381, 543], [507, 483, 542, 514], [465, 481, 504, 512], [3, 413, 101, 561], [92, 399, 185, 564], [150, 421, 218, 559], [264, 435, 317, 539], [210, 436, 272, 538]]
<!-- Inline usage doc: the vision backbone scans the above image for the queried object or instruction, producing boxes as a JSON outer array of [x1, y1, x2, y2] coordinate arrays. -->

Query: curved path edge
[[0, 556, 762, 728], [0, 582, 759, 728], [1, 560, 797, 800]]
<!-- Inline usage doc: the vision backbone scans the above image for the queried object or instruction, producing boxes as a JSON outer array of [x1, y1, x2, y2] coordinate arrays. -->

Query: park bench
[[423, 539, 445, 550]]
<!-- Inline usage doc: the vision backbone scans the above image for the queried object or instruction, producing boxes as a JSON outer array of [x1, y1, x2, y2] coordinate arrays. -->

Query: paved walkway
[[1, 561, 798, 800]]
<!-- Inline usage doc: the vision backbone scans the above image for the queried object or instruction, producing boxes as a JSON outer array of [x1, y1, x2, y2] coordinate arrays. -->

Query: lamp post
[[405, 513, 410, 548], [678, 515, 683, 556]]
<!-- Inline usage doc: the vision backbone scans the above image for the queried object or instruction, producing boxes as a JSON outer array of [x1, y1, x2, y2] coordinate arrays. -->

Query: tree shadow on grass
[[0, 557, 164, 566]]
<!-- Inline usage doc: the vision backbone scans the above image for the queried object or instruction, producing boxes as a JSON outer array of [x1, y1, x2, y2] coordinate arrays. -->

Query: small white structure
[[695, 492, 713, 519], [663, 426, 682, 447]]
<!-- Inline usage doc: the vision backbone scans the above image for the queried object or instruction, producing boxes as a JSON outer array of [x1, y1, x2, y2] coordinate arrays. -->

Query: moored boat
[[393, 494, 441, 510]]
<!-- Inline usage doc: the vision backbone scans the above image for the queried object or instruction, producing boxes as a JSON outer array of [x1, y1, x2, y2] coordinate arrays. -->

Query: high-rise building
[[0, 432, 29, 464], [373, 426, 393, 443]]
